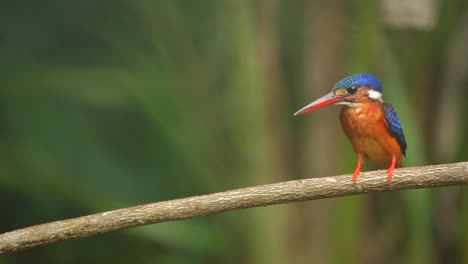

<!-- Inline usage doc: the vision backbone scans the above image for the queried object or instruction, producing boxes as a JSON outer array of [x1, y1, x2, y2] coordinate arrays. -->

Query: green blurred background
[[1, 0, 468, 263]]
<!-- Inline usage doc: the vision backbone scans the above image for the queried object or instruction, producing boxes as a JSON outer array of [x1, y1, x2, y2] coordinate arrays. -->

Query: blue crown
[[333, 73, 383, 93]]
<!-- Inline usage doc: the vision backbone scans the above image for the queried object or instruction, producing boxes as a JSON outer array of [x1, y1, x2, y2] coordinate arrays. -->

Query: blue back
[[333, 73, 383, 93], [383, 103, 407, 156]]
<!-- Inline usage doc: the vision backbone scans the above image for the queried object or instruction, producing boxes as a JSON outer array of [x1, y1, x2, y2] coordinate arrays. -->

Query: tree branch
[[1, 162, 467, 254]]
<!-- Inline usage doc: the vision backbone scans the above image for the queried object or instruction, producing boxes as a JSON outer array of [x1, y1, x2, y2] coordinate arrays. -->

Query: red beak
[[294, 92, 346, 116]]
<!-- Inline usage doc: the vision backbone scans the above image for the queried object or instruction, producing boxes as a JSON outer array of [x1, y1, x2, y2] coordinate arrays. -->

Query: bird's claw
[[353, 167, 360, 185], [386, 155, 397, 183], [386, 167, 394, 183]]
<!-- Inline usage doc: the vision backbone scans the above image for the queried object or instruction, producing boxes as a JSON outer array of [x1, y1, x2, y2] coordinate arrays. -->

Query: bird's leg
[[353, 154, 363, 184], [387, 155, 396, 183]]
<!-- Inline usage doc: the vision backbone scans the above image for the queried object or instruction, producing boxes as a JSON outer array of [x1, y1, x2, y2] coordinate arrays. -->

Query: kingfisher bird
[[294, 73, 407, 183]]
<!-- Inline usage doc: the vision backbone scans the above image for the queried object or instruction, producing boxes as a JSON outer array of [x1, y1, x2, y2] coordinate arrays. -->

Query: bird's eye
[[347, 86, 358, 94]]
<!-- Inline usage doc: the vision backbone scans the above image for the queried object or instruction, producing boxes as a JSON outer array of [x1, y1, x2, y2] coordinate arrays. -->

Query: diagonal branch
[[1, 162, 467, 254]]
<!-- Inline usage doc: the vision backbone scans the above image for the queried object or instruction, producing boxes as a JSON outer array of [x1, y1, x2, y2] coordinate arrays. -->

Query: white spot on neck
[[368, 90, 383, 101]]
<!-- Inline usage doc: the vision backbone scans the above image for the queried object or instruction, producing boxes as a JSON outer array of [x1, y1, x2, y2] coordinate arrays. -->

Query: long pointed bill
[[293, 92, 344, 116]]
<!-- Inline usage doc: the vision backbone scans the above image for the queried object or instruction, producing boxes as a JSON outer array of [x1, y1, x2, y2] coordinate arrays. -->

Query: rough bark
[[1, 162, 467, 254]]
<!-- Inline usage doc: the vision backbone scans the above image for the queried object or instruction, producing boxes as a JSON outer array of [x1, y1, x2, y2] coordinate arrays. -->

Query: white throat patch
[[368, 90, 383, 101], [335, 101, 362, 107]]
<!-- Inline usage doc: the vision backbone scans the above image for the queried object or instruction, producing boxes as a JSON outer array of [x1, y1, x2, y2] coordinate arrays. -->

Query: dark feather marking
[[383, 103, 407, 156]]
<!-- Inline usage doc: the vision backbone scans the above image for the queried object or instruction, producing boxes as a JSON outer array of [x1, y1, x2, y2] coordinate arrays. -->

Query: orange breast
[[339, 102, 402, 168]]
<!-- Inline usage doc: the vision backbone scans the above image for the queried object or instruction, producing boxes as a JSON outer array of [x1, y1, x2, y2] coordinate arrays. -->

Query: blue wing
[[383, 103, 407, 156]]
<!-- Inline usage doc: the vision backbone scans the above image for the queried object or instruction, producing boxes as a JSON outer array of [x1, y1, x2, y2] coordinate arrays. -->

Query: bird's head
[[294, 73, 383, 116]]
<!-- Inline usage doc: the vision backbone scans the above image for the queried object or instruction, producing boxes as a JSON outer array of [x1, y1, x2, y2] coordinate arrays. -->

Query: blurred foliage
[[1, 0, 468, 263]]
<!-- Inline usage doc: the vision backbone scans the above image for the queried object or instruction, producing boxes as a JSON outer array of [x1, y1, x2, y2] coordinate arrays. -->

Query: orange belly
[[339, 103, 402, 168]]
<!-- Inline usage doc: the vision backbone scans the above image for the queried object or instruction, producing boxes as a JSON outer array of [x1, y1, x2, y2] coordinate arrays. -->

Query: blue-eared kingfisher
[[294, 73, 407, 183]]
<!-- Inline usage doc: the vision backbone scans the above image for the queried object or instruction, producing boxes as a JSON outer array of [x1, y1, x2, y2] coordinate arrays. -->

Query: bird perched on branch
[[294, 73, 407, 184]]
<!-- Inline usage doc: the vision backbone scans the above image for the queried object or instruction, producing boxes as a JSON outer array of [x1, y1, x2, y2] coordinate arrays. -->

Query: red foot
[[353, 157, 362, 184], [387, 155, 396, 183]]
